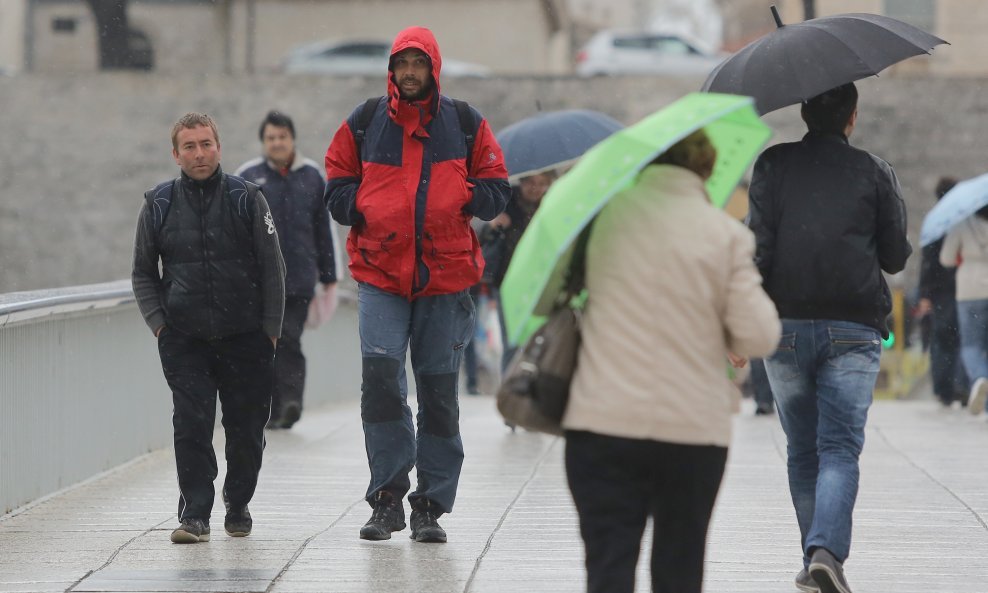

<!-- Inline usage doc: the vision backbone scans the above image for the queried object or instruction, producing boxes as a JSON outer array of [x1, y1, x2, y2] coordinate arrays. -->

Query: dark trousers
[[272, 296, 311, 418], [930, 297, 968, 403], [565, 430, 728, 593], [157, 328, 274, 521], [750, 358, 775, 411]]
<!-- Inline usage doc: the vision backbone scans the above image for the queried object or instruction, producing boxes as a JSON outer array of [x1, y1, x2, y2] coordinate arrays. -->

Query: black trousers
[[565, 430, 728, 593], [930, 297, 967, 402], [158, 328, 274, 521], [272, 296, 311, 419]]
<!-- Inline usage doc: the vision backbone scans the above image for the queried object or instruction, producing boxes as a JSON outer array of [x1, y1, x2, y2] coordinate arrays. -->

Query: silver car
[[575, 30, 726, 77], [280, 39, 492, 78]]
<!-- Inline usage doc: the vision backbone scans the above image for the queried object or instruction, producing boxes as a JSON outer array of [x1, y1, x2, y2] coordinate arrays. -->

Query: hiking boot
[[170, 518, 210, 543], [968, 377, 988, 415], [224, 506, 252, 537], [809, 548, 852, 593], [359, 491, 405, 540], [795, 567, 821, 592], [409, 500, 447, 543]]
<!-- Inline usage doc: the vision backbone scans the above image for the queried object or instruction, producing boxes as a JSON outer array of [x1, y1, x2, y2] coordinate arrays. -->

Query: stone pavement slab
[[1, 395, 987, 592]]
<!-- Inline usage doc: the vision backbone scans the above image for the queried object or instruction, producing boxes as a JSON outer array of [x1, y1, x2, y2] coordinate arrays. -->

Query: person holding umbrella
[[748, 83, 912, 593], [939, 202, 988, 414], [563, 129, 780, 593]]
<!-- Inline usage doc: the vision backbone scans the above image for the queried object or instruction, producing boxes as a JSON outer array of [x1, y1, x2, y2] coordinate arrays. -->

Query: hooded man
[[324, 26, 510, 543]]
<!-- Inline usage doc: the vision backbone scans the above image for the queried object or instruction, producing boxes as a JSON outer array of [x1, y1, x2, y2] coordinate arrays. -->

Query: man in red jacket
[[324, 26, 509, 543]]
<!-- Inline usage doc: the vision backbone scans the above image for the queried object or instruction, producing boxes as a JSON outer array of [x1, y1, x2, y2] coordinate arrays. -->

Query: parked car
[[575, 30, 726, 77], [280, 39, 492, 78]]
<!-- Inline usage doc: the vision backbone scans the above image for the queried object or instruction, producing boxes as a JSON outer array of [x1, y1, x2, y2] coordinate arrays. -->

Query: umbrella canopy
[[702, 9, 947, 115], [499, 92, 772, 346], [920, 172, 988, 247], [495, 110, 624, 181]]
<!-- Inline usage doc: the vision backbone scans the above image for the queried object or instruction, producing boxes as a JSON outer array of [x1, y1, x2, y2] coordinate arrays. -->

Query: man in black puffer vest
[[132, 112, 286, 544]]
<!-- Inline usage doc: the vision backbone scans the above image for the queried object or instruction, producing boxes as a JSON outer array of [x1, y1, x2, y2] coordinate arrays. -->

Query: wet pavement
[[2, 392, 987, 593]]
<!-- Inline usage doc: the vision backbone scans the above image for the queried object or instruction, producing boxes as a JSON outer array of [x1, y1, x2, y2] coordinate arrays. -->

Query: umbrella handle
[[771, 5, 784, 28]]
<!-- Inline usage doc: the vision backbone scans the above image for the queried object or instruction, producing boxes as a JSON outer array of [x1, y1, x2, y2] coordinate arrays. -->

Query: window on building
[[52, 17, 77, 33], [883, 0, 936, 33]]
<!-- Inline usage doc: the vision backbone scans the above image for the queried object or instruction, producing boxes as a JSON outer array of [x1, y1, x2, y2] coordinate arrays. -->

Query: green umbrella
[[500, 92, 772, 346]]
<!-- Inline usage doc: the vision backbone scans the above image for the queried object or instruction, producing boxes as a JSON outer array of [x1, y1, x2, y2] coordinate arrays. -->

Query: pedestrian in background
[[939, 200, 988, 415], [237, 110, 339, 429], [132, 112, 286, 543], [324, 26, 510, 543], [917, 177, 967, 407], [479, 170, 556, 369], [563, 130, 781, 593], [748, 83, 911, 593]]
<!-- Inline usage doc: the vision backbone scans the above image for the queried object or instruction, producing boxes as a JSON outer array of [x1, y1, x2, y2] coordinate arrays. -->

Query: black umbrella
[[702, 6, 947, 115]]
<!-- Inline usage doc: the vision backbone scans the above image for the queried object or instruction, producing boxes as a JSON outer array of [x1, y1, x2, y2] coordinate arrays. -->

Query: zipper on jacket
[[199, 184, 216, 337]]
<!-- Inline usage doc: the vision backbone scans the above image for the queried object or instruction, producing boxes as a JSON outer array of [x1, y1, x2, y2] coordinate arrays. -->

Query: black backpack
[[143, 174, 258, 235], [352, 96, 478, 165]]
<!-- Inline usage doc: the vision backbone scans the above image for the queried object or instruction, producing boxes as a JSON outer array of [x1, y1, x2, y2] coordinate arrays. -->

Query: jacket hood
[[388, 26, 442, 122]]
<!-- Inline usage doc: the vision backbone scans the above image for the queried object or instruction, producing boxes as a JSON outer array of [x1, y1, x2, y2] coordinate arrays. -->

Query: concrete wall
[[0, 0, 27, 75], [1, 72, 987, 294]]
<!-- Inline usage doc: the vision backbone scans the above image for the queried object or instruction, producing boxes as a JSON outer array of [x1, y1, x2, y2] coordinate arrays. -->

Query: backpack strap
[[143, 175, 257, 237], [353, 96, 384, 154], [144, 178, 177, 235], [452, 99, 478, 168]]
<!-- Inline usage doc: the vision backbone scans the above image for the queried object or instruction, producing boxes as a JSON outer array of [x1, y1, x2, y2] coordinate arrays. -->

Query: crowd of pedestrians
[[127, 20, 982, 593]]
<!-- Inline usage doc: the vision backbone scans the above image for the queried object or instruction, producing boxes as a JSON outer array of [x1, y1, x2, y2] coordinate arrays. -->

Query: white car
[[575, 31, 726, 77], [280, 39, 492, 78]]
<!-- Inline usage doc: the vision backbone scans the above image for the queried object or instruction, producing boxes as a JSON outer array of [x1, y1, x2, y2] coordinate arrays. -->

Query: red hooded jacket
[[324, 26, 510, 299]]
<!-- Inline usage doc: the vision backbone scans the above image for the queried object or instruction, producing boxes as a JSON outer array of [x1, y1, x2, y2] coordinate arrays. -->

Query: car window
[[647, 37, 700, 55], [321, 43, 389, 58], [612, 36, 650, 50]]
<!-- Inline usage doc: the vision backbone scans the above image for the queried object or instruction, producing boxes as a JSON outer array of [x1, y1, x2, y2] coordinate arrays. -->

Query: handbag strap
[[557, 218, 597, 307]]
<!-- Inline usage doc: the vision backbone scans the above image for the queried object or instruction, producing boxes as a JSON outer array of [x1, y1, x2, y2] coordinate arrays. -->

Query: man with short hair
[[237, 110, 338, 429], [133, 112, 286, 543], [324, 26, 510, 543], [748, 83, 912, 593]]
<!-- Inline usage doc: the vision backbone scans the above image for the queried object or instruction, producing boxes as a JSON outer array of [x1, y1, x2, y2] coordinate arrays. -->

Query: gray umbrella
[[495, 110, 623, 181], [702, 7, 947, 115]]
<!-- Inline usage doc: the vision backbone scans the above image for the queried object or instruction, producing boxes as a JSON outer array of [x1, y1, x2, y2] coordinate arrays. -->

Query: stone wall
[[1, 72, 986, 293]]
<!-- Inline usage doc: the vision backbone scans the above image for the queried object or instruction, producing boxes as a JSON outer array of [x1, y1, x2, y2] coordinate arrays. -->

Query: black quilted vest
[[158, 170, 262, 339]]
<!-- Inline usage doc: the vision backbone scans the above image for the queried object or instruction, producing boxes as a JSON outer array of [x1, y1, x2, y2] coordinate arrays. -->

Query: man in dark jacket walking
[[133, 112, 286, 544], [748, 83, 911, 593], [324, 26, 510, 543], [237, 110, 338, 429]]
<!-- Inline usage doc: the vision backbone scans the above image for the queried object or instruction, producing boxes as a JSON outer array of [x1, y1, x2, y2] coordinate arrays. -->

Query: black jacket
[[748, 132, 912, 337], [919, 238, 956, 302], [236, 155, 337, 297], [133, 167, 286, 340], [478, 192, 538, 288]]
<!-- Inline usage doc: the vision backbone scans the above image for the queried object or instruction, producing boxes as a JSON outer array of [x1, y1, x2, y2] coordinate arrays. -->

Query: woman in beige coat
[[562, 130, 781, 593]]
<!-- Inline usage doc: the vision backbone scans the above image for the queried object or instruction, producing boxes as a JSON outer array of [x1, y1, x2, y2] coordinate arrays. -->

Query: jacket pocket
[[356, 233, 400, 280]]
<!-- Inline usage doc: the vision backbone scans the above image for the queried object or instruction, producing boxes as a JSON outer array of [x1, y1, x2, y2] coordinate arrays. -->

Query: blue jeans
[[357, 283, 475, 514], [957, 299, 988, 396], [763, 319, 881, 566]]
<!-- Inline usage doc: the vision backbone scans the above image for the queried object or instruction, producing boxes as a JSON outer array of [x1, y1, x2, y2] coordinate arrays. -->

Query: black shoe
[[754, 403, 775, 416], [809, 548, 852, 593], [466, 384, 480, 396], [170, 518, 210, 543], [359, 491, 406, 540], [280, 401, 302, 428], [409, 500, 447, 543], [795, 567, 821, 592], [224, 506, 252, 537]]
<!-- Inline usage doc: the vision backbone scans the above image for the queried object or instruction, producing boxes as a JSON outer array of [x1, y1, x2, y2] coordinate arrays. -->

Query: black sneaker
[[170, 518, 210, 543], [280, 401, 302, 428], [359, 491, 405, 540], [795, 567, 821, 592], [225, 506, 252, 537], [809, 548, 852, 593], [409, 500, 447, 543]]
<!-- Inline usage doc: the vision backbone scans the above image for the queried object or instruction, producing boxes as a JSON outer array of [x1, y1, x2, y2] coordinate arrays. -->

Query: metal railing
[[0, 281, 362, 515]]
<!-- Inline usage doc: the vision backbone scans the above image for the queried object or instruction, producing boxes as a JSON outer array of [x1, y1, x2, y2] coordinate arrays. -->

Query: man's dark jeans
[[929, 297, 967, 403], [272, 296, 311, 420], [158, 328, 274, 521], [565, 430, 727, 593]]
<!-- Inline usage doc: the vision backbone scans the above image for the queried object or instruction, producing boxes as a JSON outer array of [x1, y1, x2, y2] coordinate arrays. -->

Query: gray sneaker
[[968, 377, 988, 416], [795, 568, 821, 592], [808, 548, 852, 593], [170, 518, 210, 543]]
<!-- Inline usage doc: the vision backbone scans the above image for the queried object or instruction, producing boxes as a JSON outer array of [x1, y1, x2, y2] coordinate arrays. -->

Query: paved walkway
[[2, 391, 987, 593]]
